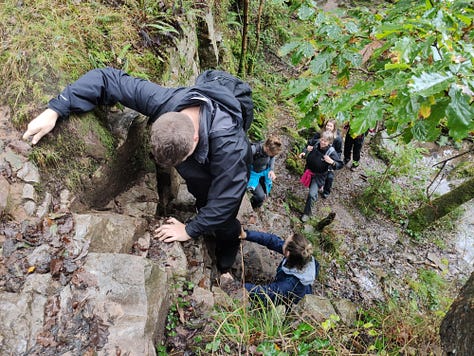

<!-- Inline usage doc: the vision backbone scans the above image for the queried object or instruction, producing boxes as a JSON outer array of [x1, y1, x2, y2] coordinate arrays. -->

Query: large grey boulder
[[59, 253, 169, 356], [73, 212, 147, 253], [294, 295, 337, 323], [0, 274, 53, 354], [332, 298, 358, 326]]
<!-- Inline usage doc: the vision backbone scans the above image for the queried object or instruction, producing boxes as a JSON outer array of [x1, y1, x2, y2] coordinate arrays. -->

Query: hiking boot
[[301, 214, 309, 222], [351, 161, 360, 170], [322, 193, 329, 199], [343, 158, 350, 166], [250, 197, 263, 209]]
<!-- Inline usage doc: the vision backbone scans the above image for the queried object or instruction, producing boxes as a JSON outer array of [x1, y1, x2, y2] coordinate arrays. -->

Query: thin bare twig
[[426, 161, 447, 200], [432, 149, 473, 167]]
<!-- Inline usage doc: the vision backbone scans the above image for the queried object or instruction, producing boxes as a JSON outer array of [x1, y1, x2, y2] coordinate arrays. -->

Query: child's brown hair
[[285, 233, 313, 270], [264, 135, 282, 157]]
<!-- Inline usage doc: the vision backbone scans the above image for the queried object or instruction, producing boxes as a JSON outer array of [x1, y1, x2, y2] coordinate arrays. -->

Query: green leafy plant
[[359, 142, 428, 219], [290, 322, 331, 355], [281, 0, 474, 143], [205, 295, 291, 354], [356, 276, 451, 355], [0, 0, 171, 125], [155, 342, 167, 355], [163, 279, 194, 341], [29, 147, 62, 169], [408, 268, 449, 311]]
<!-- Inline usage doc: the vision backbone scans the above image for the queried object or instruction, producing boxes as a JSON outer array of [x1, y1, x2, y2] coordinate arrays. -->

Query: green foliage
[[27, 113, 118, 192], [197, 285, 451, 355], [205, 296, 290, 354], [0, 0, 188, 126], [248, 69, 296, 141], [282, 0, 474, 143], [359, 141, 428, 219], [28, 120, 102, 191], [317, 229, 340, 255], [255, 0, 295, 48], [28, 147, 62, 170], [155, 342, 167, 355], [447, 159, 474, 179], [355, 284, 450, 355], [164, 279, 194, 339], [408, 269, 448, 311], [283, 127, 307, 175], [285, 153, 305, 176], [248, 80, 273, 141]]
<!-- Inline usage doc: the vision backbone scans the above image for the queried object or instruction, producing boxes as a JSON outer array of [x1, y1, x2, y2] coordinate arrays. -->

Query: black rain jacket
[[305, 143, 343, 187], [48, 67, 251, 238]]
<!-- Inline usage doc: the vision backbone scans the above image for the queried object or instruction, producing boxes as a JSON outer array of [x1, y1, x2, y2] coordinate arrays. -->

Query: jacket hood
[[282, 257, 317, 286]]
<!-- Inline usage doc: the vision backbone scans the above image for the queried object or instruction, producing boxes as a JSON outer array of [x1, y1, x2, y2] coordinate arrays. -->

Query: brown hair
[[264, 135, 282, 157], [150, 112, 195, 167], [323, 119, 338, 134], [284, 233, 313, 270]]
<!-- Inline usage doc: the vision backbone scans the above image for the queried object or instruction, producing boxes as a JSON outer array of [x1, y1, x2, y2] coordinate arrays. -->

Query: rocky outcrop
[[0, 108, 203, 354], [0, 274, 52, 354], [73, 212, 147, 254], [60, 253, 170, 356], [0, 5, 229, 354]]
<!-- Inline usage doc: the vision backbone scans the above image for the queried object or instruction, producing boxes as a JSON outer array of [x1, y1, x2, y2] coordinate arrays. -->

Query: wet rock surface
[[0, 110, 170, 354], [1, 102, 474, 354]]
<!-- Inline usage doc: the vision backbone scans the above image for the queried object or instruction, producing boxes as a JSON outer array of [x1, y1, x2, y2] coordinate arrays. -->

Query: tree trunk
[[440, 271, 474, 355], [238, 0, 250, 77], [248, 0, 265, 75], [407, 176, 474, 232]]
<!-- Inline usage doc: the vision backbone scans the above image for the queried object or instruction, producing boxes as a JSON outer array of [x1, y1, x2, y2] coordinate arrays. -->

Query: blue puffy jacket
[[48, 67, 251, 238], [244, 230, 319, 305]]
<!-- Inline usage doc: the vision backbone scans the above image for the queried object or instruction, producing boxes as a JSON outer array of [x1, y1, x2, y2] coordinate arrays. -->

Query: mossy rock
[[448, 160, 474, 180]]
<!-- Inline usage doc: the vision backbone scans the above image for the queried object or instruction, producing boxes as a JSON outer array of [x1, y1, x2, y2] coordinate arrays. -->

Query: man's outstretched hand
[[154, 217, 192, 243], [22, 108, 59, 145]]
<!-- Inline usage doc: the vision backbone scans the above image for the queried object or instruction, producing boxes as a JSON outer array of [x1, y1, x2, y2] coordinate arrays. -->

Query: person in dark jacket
[[342, 122, 367, 170], [300, 130, 343, 222], [22, 67, 251, 272], [240, 229, 319, 306], [299, 119, 342, 198], [247, 135, 282, 209]]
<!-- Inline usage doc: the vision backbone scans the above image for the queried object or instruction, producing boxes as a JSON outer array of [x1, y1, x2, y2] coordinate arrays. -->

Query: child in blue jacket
[[247, 135, 282, 208], [241, 229, 319, 305]]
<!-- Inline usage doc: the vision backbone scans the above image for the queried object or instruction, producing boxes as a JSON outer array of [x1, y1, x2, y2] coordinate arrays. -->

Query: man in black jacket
[[22, 67, 251, 272]]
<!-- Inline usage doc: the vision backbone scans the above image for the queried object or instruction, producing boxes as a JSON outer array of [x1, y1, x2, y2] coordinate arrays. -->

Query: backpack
[[252, 141, 266, 160], [195, 69, 254, 132]]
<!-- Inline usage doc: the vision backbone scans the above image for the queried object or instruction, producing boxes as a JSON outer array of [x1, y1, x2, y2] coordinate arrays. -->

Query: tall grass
[[0, 0, 168, 126], [205, 294, 291, 355]]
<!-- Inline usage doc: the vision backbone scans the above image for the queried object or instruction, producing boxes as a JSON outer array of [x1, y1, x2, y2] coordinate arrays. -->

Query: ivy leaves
[[281, 0, 474, 143]]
